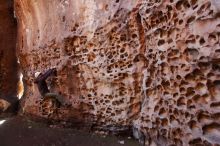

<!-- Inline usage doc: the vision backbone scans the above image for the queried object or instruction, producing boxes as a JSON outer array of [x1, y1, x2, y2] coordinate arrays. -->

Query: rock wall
[[15, 0, 220, 145], [0, 0, 19, 113]]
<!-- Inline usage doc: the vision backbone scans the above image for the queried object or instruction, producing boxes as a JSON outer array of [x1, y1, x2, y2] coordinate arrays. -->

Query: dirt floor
[[0, 116, 140, 146]]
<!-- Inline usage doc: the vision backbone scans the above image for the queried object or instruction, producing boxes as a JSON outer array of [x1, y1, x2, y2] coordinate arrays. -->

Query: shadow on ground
[[0, 116, 140, 146]]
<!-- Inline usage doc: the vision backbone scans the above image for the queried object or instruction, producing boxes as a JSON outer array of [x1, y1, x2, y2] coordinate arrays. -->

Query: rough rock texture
[[15, 0, 220, 145], [0, 0, 19, 112]]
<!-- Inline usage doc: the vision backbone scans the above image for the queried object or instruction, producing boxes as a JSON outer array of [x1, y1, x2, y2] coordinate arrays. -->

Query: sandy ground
[[0, 116, 140, 146]]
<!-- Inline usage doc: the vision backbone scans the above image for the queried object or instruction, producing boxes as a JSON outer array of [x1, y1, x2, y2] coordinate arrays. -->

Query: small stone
[[118, 140, 125, 145]]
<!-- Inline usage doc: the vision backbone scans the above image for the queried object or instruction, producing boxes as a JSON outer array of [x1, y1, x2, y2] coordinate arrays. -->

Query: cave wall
[[0, 0, 19, 112], [15, 0, 220, 145]]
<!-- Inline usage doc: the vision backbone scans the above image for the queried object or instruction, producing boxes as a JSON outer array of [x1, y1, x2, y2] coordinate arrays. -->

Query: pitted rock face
[[15, 0, 220, 145]]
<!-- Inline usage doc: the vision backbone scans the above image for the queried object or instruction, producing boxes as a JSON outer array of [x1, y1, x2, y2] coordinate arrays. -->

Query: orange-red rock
[[15, 0, 220, 145]]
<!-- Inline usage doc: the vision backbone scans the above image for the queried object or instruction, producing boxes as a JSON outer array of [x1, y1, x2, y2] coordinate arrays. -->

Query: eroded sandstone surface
[[15, 0, 220, 145]]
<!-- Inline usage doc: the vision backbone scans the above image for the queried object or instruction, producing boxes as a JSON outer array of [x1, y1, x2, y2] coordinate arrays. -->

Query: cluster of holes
[[137, 0, 220, 145], [22, 0, 220, 144], [27, 6, 144, 126], [38, 97, 60, 118]]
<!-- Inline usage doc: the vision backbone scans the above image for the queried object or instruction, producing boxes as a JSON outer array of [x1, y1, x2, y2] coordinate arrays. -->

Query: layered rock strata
[[15, 0, 220, 145]]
